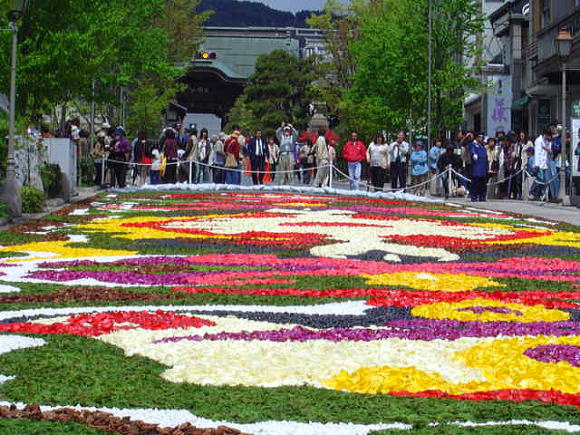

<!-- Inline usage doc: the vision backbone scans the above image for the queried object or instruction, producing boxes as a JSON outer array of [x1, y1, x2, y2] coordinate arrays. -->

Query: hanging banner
[[487, 75, 512, 136], [572, 118, 580, 177]]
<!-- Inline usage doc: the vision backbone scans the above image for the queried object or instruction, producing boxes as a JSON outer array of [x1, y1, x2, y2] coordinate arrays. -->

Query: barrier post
[[329, 162, 333, 189], [101, 157, 106, 187], [447, 165, 452, 198], [188, 160, 193, 185]]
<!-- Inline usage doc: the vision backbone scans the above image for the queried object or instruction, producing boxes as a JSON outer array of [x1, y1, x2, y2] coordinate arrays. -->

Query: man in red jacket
[[342, 132, 367, 190]]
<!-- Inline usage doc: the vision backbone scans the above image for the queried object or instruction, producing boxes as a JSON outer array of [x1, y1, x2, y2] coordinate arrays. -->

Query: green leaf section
[[0, 418, 112, 434], [370, 426, 567, 434], [0, 335, 578, 426]]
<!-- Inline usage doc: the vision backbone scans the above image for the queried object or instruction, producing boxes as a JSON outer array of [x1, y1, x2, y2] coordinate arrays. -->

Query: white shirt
[[534, 135, 549, 170], [389, 141, 409, 163], [255, 138, 264, 156]]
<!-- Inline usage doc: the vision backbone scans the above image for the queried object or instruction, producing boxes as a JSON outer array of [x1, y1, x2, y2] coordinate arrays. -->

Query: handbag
[[160, 155, 167, 176], [225, 152, 237, 168]]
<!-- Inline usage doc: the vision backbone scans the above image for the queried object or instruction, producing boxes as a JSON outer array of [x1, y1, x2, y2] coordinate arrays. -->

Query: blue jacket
[[245, 137, 270, 162], [428, 146, 441, 171], [468, 141, 488, 178], [410, 150, 428, 176]]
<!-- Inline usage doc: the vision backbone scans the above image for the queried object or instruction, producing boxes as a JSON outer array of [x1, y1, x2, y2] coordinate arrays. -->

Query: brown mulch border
[[0, 403, 249, 435]]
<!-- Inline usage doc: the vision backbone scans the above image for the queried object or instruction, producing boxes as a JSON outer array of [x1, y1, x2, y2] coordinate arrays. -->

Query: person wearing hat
[[468, 132, 489, 201], [108, 127, 131, 188], [224, 130, 242, 185], [312, 129, 331, 188], [410, 141, 429, 196], [91, 131, 108, 186], [276, 123, 299, 185]]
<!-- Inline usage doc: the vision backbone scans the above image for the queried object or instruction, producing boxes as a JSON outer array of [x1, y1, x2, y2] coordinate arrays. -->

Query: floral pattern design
[[0, 190, 578, 433]]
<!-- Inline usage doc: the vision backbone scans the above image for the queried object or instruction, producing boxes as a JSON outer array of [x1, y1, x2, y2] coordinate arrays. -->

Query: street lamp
[[2, 0, 27, 217], [556, 27, 573, 205]]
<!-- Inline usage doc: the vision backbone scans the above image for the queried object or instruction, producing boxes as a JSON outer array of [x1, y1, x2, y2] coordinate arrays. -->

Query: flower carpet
[[0, 190, 578, 434]]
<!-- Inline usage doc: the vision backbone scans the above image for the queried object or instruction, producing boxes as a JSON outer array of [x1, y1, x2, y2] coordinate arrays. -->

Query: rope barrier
[[104, 157, 333, 175], [332, 164, 453, 193], [100, 155, 567, 201]]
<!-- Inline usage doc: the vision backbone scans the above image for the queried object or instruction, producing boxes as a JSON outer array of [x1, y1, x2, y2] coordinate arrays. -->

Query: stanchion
[[329, 162, 333, 189], [188, 160, 193, 185], [447, 165, 452, 198], [101, 157, 106, 187]]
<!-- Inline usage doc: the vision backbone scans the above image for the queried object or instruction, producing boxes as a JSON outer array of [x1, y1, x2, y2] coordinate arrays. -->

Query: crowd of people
[[55, 118, 578, 202]]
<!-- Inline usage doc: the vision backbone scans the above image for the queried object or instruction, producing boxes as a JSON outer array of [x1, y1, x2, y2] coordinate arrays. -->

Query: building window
[[541, 0, 551, 27]]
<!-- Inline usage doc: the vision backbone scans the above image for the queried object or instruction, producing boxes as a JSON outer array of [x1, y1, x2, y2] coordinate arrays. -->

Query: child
[[150, 149, 162, 185]]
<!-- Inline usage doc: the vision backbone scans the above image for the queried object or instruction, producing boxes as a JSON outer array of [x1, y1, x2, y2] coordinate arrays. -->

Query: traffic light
[[197, 51, 217, 60]]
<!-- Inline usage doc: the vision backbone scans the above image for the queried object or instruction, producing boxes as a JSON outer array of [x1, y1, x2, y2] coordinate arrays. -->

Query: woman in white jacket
[[366, 134, 389, 191]]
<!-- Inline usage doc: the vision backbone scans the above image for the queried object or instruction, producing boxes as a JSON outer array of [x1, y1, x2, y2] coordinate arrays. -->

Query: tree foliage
[[0, 0, 208, 131], [313, 0, 483, 139], [227, 50, 318, 136]]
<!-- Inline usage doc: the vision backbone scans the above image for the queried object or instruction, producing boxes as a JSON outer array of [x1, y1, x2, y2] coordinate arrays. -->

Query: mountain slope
[[198, 0, 316, 28]]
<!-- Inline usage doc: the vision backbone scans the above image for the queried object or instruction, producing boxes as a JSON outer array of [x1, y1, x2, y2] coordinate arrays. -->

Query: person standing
[[267, 136, 280, 182], [388, 131, 410, 189], [498, 136, 515, 199], [437, 145, 463, 199], [312, 130, 330, 188], [91, 132, 107, 186], [185, 128, 198, 183], [366, 134, 388, 191], [428, 139, 444, 195], [131, 131, 150, 186], [460, 131, 474, 191], [195, 129, 211, 184], [276, 123, 299, 185], [486, 137, 499, 199], [108, 127, 131, 188], [468, 133, 489, 201], [150, 149, 162, 185], [246, 129, 269, 185], [224, 130, 242, 185], [343, 132, 367, 190], [210, 134, 225, 184], [410, 141, 429, 196], [533, 129, 553, 200], [512, 131, 530, 200], [161, 129, 179, 184]]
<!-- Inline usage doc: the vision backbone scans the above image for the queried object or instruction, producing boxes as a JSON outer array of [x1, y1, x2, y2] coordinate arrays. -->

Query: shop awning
[[512, 95, 530, 108]]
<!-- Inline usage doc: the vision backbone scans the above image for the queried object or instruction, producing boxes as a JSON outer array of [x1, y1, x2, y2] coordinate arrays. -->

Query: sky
[[248, 0, 348, 13]]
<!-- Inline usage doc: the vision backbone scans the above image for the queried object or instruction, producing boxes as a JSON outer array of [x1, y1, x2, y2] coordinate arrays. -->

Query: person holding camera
[[276, 122, 299, 185]]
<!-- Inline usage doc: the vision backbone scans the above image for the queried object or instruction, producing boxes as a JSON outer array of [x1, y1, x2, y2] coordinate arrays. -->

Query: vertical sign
[[487, 75, 512, 136], [572, 117, 580, 177]]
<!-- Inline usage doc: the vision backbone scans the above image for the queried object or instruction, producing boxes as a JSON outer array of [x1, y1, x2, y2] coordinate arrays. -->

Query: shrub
[[21, 185, 46, 213], [40, 163, 62, 198], [79, 156, 94, 186]]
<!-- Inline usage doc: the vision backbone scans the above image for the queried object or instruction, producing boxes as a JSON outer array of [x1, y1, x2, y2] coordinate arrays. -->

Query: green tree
[[306, 0, 362, 124], [316, 0, 483, 140], [0, 0, 208, 128], [126, 78, 184, 138], [224, 95, 259, 134], [228, 50, 318, 135]]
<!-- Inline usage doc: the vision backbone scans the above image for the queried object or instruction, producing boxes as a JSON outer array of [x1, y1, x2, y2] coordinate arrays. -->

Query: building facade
[[177, 27, 326, 129], [482, 0, 580, 136]]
